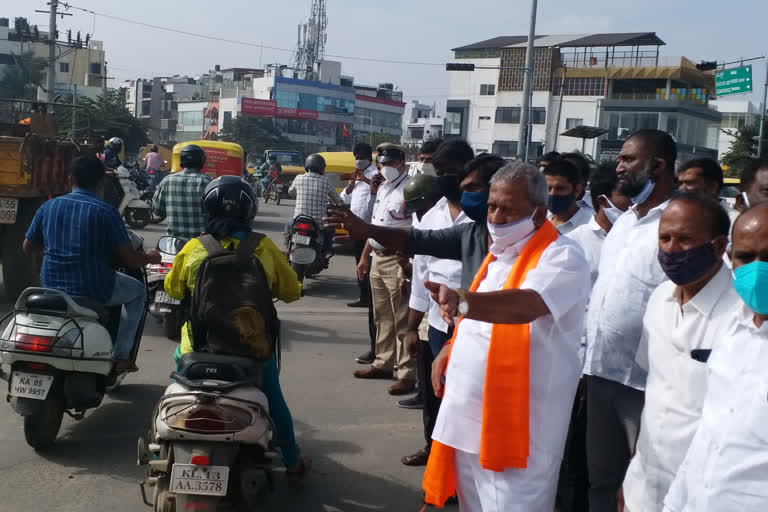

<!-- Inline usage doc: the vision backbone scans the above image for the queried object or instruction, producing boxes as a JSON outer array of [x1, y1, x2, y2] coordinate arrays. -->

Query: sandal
[[401, 448, 430, 466], [286, 456, 312, 481]]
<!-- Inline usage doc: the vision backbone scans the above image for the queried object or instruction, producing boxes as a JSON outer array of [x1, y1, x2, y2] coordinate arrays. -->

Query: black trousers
[[353, 240, 376, 350], [420, 326, 452, 447], [556, 377, 590, 512]]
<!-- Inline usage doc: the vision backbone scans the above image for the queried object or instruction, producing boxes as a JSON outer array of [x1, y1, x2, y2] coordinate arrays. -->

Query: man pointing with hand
[[420, 162, 590, 511]]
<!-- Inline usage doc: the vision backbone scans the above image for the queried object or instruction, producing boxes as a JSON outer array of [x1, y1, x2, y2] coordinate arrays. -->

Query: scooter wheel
[[23, 398, 64, 451]]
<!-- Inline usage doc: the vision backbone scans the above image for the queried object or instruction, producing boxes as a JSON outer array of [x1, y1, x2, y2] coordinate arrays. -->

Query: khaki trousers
[[370, 253, 414, 381]]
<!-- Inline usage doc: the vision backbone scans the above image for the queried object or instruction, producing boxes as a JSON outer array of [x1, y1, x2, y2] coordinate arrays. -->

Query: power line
[[59, 2, 444, 67]]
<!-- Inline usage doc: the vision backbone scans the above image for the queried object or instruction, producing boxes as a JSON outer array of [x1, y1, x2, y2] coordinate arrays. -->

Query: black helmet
[[180, 144, 207, 170], [201, 175, 257, 221], [108, 137, 123, 151], [403, 174, 441, 215], [305, 153, 326, 174]]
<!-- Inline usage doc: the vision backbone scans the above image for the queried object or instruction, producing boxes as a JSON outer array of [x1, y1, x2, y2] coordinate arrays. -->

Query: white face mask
[[419, 163, 436, 176], [599, 195, 624, 225], [487, 214, 535, 256], [355, 159, 371, 170], [381, 165, 401, 182]]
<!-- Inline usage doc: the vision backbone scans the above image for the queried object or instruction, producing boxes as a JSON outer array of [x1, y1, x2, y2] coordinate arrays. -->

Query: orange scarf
[[423, 221, 559, 507]]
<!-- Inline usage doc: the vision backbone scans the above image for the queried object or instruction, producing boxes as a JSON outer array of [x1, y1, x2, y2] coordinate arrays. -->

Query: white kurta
[[663, 302, 768, 512], [623, 264, 741, 511], [431, 233, 590, 512]]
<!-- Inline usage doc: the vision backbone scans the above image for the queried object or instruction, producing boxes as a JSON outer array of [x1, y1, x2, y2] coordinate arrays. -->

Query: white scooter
[[138, 352, 279, 511], [147, 236, 188, 340], [0, 231, 148, 450], [109, 166, 152, 229]]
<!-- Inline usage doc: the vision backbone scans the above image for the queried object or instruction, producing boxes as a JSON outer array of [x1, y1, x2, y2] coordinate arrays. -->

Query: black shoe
[[397, 394, 424, 409], [356, 350, 374, 364]]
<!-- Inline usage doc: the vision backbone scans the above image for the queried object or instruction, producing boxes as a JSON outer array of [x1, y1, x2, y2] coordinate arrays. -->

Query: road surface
[[0, 200, 436, 512]]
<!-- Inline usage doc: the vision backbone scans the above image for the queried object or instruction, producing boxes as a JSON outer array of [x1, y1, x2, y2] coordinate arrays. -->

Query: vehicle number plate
[[10, 371, 53, 400], [292, 234, 311, 245], [0, 197, 19, 225], [170, 464, 229, 496], [155, 291, 181, 305]]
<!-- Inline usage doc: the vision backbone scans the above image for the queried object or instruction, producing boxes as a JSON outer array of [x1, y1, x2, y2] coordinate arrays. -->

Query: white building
[[404, 101, 444, 146], [711, 99, 760, 160], [446, 32, 722, 163]]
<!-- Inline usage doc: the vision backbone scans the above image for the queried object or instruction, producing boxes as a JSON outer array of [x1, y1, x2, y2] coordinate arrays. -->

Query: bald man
[[663, 203, 768, 511]]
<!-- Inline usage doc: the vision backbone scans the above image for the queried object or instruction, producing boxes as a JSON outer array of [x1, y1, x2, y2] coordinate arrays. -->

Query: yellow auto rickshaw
[[171, 140, 245, 177]]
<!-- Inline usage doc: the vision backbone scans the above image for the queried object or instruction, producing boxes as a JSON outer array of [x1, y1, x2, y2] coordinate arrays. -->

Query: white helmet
[[108, 137, 124, 150]]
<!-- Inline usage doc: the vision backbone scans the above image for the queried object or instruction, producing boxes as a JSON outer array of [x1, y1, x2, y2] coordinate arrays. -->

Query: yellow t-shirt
[[164, 234, 301, 355]]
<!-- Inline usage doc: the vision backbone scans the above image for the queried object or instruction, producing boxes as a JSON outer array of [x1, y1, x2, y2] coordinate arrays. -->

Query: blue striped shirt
[[25, 189, 130, 301]]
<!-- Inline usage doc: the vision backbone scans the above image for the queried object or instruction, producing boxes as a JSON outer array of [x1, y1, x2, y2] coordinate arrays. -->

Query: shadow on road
[[263, 420, 428, 512], [38, 383, 166, 481]]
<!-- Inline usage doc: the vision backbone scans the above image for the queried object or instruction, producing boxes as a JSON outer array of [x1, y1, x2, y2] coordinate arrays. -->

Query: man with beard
[[583, 129, 678, 512]]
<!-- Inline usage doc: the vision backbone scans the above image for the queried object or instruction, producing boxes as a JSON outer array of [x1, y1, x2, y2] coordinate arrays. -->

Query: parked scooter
[[105, 166, 153, 229], [285, 215, 333, 285], [147, 236, 187, 340], [0, 231, 148, 450], [138, 352, 279, 511]]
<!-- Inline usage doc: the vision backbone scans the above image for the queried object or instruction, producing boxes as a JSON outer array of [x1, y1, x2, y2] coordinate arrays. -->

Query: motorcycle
[[130, 166, 166, 225], [0, 231, 148, 450], [285, 215, 333, 285], [147, 236, 187, 340], [105, 166, 153, 229], [138, 353, 279, 512]]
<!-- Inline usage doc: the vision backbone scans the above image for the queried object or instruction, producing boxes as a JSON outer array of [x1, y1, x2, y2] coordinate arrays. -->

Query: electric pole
[[517, 0, 538, 160], [46, 0, 58, 106], [759, 61, 768, 157]]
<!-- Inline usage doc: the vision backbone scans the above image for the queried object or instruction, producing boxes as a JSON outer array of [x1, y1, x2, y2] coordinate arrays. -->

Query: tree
[[54, 89, 149, 152], [219, 115, 300, 156], [721, 119, 767, 178], [0, 51, 45, 100]]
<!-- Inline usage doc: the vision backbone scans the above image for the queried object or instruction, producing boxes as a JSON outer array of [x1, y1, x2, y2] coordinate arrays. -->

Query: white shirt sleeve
[[521, 239, 590, 322], [409, 254, 430, 313], [340, 186, 352, 204]]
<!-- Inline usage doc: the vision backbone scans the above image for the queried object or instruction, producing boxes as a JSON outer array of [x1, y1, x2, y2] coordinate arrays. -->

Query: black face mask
[[437, 174, 462, 202], [657, 242, 719, 286]]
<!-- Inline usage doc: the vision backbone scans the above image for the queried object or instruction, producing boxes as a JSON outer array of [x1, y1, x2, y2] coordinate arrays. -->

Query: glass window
[[480, 84, 496, 96], [566, 118, 583, 130], [531, 107, 546, 125], [178, 110, 204, 126], [59, 62, 69, 73], [495, 107, 521, 124], [88, 62, 101, 74], [445, 111, 463, 136], [492, 140, 517, 156], [410, 127, 425, 139]]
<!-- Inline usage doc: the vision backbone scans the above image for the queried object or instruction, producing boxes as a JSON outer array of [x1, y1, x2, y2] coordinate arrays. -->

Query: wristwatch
[[455, 289, 470, 317]]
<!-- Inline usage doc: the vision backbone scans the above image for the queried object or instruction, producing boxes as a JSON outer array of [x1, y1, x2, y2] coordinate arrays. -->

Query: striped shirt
[[152, 169, 212, 239], [288, 172, 342, 225], [25, 189, 130, 301]]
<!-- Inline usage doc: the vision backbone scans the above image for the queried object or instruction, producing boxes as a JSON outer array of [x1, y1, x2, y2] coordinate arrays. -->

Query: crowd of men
[[325, 130, 768, 511]]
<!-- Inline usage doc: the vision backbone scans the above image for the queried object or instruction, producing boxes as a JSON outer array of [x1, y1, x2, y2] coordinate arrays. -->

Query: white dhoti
[[454, 448, 561, 512]]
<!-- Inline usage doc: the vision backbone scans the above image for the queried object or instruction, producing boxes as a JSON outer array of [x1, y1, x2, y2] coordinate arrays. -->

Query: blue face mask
[[460, 189, 490, 222], [547, 193, 575, 215], [733, 261, 768, 315]]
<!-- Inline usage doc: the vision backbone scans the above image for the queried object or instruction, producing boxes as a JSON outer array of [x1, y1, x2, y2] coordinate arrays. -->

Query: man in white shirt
[[558, 163, 630, 512], [583, 129, 679, 512], [663, 202, 768, 512], [423, 162, 591, 511], [341, 143, 379, 363], [676, 158, 739, 223], [543, 159, 593, 235], [399, 140, 475, 466], [735, 157, 768, 211], [622, 193, 740, 512], [354, 143, 416, 395]]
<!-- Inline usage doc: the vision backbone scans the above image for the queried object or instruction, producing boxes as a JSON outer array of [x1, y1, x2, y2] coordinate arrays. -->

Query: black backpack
[[189, 232, 279, 360]]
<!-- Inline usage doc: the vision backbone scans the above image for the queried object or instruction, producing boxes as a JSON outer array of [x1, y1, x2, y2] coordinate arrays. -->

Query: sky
[[16, 0, 768, 112]]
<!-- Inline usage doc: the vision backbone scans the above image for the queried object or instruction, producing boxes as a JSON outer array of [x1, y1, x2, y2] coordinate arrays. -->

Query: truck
[[0, 104, 101, 301], [251, 149, 304, 198]]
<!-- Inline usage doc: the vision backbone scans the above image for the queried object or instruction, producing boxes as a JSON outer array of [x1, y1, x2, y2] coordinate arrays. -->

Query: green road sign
[[716, 65, 753, 97]]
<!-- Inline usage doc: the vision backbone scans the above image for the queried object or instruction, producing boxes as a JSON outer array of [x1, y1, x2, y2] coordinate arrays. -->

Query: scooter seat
[[25, 294, 68, 312], [175, 352, 265, 387], [71, 296, 108, 320]]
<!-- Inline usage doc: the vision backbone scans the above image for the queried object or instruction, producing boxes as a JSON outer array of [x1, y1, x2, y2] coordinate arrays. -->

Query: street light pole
[[46, 0, 58, 107], [517, 0, 538, 160], [759, 61, 768, 157]]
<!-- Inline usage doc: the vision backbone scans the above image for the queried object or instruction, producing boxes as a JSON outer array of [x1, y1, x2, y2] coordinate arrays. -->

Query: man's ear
[[713, 235, 729, 259]]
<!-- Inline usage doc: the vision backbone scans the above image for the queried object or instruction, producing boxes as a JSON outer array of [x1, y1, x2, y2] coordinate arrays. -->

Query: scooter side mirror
[[158, 236, 188, 255]]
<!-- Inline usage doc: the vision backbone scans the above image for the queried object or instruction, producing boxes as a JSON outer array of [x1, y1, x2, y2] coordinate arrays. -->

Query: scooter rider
[[103, 137, 123, 169], [22, 155, 162, 372], [152, 144, 213, 239], [260, 155, 282, 195], [164, 175, 311, 478], [288, 154, 343, 252]]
